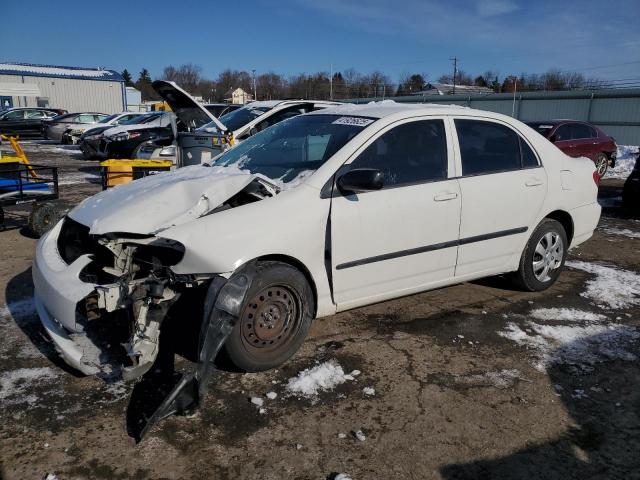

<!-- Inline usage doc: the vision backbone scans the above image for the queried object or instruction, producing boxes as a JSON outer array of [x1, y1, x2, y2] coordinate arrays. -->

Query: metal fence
[[347, 88, 640, 145]]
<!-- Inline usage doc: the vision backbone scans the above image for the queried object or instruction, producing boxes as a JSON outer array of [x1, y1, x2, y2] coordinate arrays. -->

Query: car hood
[[152, 80, 227, 132], [82, 125, 112, 138], [102, 122, 168, 138], [68, 165, 278, 235]]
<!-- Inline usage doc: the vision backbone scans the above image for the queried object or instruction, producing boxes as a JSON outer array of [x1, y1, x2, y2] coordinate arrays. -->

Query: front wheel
[[596, 152, 609, 177], [511, 219, 567, 292], [223, 261, 314, 372]]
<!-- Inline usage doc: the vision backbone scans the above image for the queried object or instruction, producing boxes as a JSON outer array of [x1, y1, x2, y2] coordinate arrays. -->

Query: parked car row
[[0, 108, 67, 136]]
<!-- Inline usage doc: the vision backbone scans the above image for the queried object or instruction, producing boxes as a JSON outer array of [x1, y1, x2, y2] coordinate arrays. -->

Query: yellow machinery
[[149, 101, 172, 112], [0, 134, 37, 179], [100, 159, 173, 189]]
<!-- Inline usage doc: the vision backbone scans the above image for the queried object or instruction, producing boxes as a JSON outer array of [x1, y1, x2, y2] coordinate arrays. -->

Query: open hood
[[68, 165, 276, 235], [152, 80, 227, 132]]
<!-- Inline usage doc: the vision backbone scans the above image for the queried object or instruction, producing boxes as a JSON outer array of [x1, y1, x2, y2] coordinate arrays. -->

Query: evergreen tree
[[121, 69, 134, 87]]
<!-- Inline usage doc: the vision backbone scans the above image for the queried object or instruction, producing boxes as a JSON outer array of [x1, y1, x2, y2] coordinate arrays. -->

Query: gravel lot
[[1, 142, 639, 480]]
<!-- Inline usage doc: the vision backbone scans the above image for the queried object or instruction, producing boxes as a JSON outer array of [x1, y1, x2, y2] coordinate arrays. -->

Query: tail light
[[593, 171, 601, 186]]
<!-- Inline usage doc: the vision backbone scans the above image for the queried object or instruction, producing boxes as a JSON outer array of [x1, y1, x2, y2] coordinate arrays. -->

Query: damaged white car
[[33, 101, 600, 427]]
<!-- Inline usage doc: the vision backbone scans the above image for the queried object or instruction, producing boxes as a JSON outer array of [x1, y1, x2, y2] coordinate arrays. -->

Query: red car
[[526, 120, 617, 176]]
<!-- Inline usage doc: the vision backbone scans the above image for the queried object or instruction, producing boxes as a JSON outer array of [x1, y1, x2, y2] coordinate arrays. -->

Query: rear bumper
[[569, 202, 601, 248]]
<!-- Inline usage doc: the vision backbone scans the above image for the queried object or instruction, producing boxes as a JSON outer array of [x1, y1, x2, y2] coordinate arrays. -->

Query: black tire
[[596, 152, 609, 177], [61, 131, 71, 145], [223, 261, 314, 372], [28, 203, 64, 237], [511, 218, 568, 292]]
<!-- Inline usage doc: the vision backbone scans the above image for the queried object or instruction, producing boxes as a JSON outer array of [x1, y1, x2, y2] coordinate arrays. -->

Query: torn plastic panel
[[136, 265, 255, 441]]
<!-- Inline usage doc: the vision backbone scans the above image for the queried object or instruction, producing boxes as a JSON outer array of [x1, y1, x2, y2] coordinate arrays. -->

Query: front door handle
[[434, 192, 458, 202], [525, 178, 543, 187]]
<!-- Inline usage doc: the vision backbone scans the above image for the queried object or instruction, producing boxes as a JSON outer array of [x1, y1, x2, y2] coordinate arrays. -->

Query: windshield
[[202, 105, 271, 132], [211, 114, 374, 184], [99, 114, 119, 124], [526, 122, 555, 138]]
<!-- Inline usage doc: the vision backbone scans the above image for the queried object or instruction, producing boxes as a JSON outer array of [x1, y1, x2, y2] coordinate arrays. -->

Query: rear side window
[[456, 120, 523, 175], [351, 119, 448, 187], [571, 123, 595, 139], [554, 124, 571, 141]]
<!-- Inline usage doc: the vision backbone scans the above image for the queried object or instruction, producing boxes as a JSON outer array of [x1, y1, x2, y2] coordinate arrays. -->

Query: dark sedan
[[0, 108, 65, 136], [526, 120, 617, 176], [79, 112, 173, 159]]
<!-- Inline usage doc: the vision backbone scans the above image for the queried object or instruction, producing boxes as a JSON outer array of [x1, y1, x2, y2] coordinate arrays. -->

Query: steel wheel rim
[[596, 155, 608, 176], [532, 231, 564, 282], [239, 284, 302, 358]]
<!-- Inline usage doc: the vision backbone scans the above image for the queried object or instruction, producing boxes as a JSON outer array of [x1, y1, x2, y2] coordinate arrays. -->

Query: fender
[[136, 263, 257, 441]]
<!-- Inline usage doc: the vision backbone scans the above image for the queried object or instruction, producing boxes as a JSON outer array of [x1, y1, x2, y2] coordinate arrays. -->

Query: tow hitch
[[131, 265, 254, 441]]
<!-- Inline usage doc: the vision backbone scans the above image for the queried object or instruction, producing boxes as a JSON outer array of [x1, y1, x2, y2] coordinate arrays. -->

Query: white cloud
[[476, 0, 519, 17]]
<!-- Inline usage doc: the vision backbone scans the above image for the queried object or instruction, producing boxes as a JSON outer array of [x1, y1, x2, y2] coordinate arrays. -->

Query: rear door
[[331, 117, 461, 310], [453, 117, 547, 277], [570, 123, 598, 161]]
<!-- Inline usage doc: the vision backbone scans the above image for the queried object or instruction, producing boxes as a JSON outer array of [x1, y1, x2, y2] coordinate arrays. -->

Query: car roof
[[243, 99, 343, 109], [307, 100, 471, 119]]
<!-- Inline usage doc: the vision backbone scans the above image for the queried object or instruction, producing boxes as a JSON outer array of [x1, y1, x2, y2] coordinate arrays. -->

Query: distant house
[[0, 62, 126, 112], [226, 88, 253, 105], [410, 82, 493, 96]]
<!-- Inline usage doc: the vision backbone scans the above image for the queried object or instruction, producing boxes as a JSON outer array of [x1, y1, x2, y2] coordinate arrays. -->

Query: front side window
[[3, 110, 24, 120], [350, 120, 448, 187], [212, 114, 371, 184], [25, 110, 46, 119], [456, 119, 524, 176], [553, 124, 571, 141]]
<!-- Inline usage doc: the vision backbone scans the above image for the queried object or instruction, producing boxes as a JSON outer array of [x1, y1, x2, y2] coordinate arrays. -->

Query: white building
[[226, 88, 253, 105], [0, 62, 126, 113]]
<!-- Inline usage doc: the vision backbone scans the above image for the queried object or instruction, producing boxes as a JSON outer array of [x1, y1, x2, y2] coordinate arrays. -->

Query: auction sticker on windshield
[[332, 117, 375, 127]]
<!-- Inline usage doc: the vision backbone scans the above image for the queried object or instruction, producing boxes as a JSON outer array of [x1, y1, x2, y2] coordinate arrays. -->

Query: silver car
[[42, 112, 109, 143]]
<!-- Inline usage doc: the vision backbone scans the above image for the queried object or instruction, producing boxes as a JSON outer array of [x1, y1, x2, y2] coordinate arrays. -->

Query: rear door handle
[[525, 178, 543, 187], [434, 192, 458, 201]]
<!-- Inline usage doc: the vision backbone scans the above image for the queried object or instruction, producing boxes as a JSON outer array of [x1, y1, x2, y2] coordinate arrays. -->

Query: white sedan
[[33, 101, 600, 381]]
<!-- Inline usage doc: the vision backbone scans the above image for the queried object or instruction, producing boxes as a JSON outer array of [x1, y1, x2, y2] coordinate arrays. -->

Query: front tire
[[223, 261, 314, 372], [596, 152, 609, 177], [511, 219, 567, 292]]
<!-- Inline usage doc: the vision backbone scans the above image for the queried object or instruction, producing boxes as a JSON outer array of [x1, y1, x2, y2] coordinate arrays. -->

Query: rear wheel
[[511, 218, 567, 292], [223, 261, 314, 372], [596, 152, 609, 177]]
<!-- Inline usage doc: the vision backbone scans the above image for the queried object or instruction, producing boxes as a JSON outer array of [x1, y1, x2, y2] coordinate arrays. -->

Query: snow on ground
[[452, 369, 522, 389], [530, 308, 607, 322], [566, 261, 640, 309], [608, 145, 638, 179], [0, 367, 60, 405], [602, 227, 640, 239], [58, 170, 101, 185], [0, 298, 36, 322], [285, 361, 353, 400]]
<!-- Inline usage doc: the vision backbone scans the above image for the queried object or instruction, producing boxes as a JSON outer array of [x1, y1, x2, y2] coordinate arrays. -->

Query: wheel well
[[545, 210, 574, 244], [253, 254, 318, 317]]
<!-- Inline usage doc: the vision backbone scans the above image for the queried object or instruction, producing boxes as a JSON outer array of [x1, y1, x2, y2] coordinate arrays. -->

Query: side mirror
[[337, 168, 384, 194], [249, 127, 259, 136]]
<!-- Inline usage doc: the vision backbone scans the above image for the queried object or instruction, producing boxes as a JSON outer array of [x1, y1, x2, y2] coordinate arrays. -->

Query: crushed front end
[[33, 216, 207, 380]]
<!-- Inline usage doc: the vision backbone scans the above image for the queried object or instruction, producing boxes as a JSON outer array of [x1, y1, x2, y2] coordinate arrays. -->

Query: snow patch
[[608, 145, 638, 180], [453, 369, 522, 389], [0, 367, 60, 404], [530, 308, 607, 322], [285, 361, 351, 399], [0, 298, 36, 321], [362, 386, 375, 396], [566, 260, 640, 309], [602, 227, 640, 239]]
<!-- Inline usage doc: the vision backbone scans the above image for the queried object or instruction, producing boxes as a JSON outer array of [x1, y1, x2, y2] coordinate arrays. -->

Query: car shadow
[[439, 331, 640, 479], [5, 267, 82, 376]]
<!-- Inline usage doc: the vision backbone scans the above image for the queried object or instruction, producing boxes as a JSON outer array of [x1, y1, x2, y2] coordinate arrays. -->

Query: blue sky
[[2, 0, 639, 84]]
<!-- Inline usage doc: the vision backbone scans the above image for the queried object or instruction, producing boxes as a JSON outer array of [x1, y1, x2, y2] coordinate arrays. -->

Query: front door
[[330, 118, 461, 310], [453, 118, 547, 277]]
